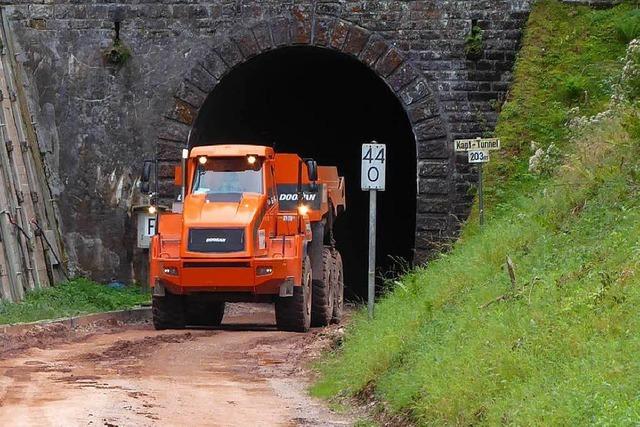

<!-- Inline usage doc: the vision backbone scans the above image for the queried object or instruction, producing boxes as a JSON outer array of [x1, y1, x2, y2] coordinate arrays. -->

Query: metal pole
[[368, 189, 376, 319], [479, 164, 484, 226]]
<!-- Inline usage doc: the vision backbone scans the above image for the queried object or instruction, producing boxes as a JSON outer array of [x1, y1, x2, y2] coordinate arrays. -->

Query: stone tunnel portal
[[189, 46, 417, 299]]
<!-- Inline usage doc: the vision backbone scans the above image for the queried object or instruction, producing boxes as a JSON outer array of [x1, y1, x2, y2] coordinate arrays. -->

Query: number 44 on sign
[[361, 143, 386, 191]]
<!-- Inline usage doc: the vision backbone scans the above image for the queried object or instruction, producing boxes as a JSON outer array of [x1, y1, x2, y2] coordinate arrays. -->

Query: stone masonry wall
[[2, 0, 532, 282]]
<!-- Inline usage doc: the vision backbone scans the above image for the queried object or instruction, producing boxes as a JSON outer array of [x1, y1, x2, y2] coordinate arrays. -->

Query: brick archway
[[155, 13, 452, 263]]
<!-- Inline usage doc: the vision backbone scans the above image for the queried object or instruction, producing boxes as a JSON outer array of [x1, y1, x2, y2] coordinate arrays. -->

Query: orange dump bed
[[274, 154, 345, 222]]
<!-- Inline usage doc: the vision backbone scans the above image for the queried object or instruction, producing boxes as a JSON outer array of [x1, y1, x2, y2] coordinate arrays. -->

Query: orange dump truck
[[140, 145, 346, 332]]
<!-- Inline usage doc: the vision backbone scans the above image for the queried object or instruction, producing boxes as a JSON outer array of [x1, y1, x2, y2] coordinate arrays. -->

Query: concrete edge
[[0, 307, 152, 335]]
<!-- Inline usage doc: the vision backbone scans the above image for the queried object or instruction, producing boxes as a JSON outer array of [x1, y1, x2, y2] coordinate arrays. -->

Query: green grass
[[0, 278, 149, 325], [487, 0, 633, 208], [313, 1, 640, 425]]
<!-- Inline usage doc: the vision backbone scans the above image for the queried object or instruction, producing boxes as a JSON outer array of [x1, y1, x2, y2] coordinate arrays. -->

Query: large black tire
[[311, 247, 335, 327], [186, 300, 226, 327], [275, 255, 312, 332], [331, 250, 344, 324], [152, 291, 186, 330]]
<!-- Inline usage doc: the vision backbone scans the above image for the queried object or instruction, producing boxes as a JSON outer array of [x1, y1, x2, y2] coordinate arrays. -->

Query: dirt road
[[0, 304, 351, 427]]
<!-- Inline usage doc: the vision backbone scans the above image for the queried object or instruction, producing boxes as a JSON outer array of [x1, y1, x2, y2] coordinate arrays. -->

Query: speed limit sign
[[361, 143, 386, 191]]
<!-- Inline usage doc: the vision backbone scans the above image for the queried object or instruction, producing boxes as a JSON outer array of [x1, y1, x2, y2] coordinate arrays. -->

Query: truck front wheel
[[275, 255, 312, 332], [311, 247, 335, 327], [152, 291, 186, 330]]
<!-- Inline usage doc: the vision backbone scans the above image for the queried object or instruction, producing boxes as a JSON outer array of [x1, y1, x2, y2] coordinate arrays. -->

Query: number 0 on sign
[[362, 143, 386, 191]]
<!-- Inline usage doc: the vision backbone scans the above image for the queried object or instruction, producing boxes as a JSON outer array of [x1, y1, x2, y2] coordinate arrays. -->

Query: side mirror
[[174, 165, 183, 187], [305, 160, 318, 192], [140, 160, 153, 194], [306, 159, 318, 182], [142, 161, 152, 182]]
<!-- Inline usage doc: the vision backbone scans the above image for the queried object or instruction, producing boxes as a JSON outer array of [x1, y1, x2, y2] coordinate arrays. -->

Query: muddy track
[[0, 304, 351, 426]]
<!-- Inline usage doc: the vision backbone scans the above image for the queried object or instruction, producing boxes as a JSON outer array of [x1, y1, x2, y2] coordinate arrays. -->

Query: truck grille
[[188, 228, 245, 253]]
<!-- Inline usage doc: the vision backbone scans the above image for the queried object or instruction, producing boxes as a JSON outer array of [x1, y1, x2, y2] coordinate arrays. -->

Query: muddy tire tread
[[331, 250, 344, 324], [275, 256, 312, 332], [311, 247, 334, 327], [152, 292, 186, 330]]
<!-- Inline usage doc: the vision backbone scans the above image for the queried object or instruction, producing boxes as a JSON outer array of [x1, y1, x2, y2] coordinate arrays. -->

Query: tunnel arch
[[155, 16, 453, 297]]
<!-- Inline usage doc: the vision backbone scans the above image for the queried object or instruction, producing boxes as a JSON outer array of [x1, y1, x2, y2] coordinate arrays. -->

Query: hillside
[[313, 1, 640, 425]]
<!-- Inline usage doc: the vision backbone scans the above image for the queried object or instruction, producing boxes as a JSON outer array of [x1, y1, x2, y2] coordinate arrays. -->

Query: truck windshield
[[192, 157, 263, 195]]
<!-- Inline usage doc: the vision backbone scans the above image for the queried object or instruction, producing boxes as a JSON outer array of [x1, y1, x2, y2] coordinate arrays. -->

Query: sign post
[[361, 142, 386, 319], [454, 137, 500, 226]]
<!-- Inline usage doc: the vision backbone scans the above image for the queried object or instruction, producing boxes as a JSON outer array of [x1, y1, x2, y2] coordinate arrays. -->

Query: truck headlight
[[163, 267, 178, 276], [298, 204, 309, 215], [256, 266, 273, 276]]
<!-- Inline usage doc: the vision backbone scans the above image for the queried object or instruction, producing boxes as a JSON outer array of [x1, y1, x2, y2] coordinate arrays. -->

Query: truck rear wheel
[[331, 250, 344, 324], [186, 300, 226, 328], [275, 255, 312, 332], [311, 247, 335, 327], [152, 291, 186, 330]]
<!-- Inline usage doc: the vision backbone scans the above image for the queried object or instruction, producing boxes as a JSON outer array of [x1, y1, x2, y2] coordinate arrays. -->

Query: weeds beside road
[[0, 278, 149, 325]]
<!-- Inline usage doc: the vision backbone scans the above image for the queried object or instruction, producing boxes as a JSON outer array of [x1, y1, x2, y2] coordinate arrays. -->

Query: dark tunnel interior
[[190, 46, 416, 299]]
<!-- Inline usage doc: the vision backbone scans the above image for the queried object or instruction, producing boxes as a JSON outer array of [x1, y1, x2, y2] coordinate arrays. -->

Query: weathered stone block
[[175, 80, 206, 108], [419, 160, 449, 177], [343, 25, 370, 56], [186, 65, 218, 94], [359, 37, 388, 67], [165, 99, 197, 126], [329, 20, 349, 50], [232, 29, 259, 58], [157, 120, 191, 143], [291, 6, 312, 45], [312, 17, 334, 47], [215, 39, 243, 68], [271, 17, 291, 46], [414, 117, 447, 142], [416, 214, 449, 232], [399, 78, 432, 106], [417, 197, 449, 214], [419, 179, 449, 195], [375, 48, 404, 77], [200, 51, 228, 80], [157, 139, 186, 159], [252, 21, 273, 51], [418, 139, 450, 159], [408, 98, 438, 123]]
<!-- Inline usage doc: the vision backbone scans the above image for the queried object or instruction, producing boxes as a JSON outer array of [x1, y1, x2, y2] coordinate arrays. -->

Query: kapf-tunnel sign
[[453, 137, 501, 226], [454, 138, 501, 152], [455, 137, 501, 164]]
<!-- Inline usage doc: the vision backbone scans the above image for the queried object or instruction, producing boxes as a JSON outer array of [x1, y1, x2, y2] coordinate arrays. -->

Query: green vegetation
[[104, 39, 132, 66], [314, 1, 640, 425], [615, 9, 640, 43], [0, 279, 149, 325], [465, 24, 485, 59]]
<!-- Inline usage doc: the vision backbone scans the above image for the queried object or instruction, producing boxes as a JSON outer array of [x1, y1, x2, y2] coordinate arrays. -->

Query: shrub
[[559, 75, 588, 104], [614, 10, 640, 44], [465, 25, 484, 59]]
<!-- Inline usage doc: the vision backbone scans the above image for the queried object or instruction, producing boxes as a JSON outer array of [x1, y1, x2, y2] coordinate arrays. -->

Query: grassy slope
[[314, 2, 640, 425], [0, 279, 149, 325]]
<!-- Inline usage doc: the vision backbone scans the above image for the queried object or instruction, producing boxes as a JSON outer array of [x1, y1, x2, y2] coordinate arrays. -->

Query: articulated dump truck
[[141, 145, 346, 332]]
